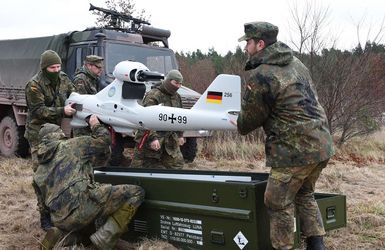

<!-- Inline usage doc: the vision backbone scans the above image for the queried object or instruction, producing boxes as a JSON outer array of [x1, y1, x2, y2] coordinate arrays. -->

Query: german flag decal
[[206, 91, 223, 104]]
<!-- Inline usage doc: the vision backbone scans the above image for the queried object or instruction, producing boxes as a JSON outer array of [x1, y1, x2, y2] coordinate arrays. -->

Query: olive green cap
[[238, 21, 279, 45], [85, 55, 104, 68]]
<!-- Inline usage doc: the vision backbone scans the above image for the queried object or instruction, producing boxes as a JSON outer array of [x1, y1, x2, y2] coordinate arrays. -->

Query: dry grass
[[0, 157, 44, 249], [197, 131, 265, 161], [333, 129, 385, 165], [1, 130, 385, 249], [318, 162, 385, 250], [199, 138, 264, 161]]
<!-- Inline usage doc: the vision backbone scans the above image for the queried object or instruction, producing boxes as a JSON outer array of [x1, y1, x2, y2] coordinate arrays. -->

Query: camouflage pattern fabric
[[131, 84, 184, 169], [131, 138, 184, 169], [30, 144, 52, 220], [72, 66, 99, 137], [237, 41, 335, 168], [73, 65, 99, 95], [264, 160, 328, 249], [24, 70, 75, 148], [236, 40, 334, 248], [238, 21, 278, 45], [72, 65, 126, 167], [53, 182, 144, 232], [84, 55, 104, 68], [25, 70, 75, 219], [34, 124, 145, 232]]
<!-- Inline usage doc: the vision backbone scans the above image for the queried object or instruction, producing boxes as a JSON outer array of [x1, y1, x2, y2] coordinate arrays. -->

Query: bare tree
[[314, 46, 385, 145], [288, 0, 331, 53], [287, 0, 385, 145], [177, 56, 217, 94], [337, 54, 385, 145], [326, 16, 385, 145], [352, 15, 385, 49], [287, 0, 333, 75]]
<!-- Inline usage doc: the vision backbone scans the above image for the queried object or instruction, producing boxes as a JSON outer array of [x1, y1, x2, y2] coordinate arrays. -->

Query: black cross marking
[[168, 113, 176, 124]]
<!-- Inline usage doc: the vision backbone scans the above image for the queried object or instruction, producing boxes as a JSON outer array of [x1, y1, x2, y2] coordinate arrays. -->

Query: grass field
[[0, 131, 385, 249]]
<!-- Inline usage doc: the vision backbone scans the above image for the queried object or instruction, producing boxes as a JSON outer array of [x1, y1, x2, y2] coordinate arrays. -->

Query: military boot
[[306, 236, 326, 250], [40, 227, 63, 250], [90, 204, 137, 250]]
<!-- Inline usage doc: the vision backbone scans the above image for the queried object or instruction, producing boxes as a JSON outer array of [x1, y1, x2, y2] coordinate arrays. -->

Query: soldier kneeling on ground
[[34, 115, 145, 249]]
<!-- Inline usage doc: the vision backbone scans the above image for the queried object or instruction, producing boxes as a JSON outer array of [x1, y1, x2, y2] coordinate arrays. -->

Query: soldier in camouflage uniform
[[73, 55, 128, 166], [73, 55, 104, 95], [35, 115, 144, 250], [236, 22, 335, 250], [72, 55, 104, 137], [131, 70, 185, 169], [24, 49, 76, 231]]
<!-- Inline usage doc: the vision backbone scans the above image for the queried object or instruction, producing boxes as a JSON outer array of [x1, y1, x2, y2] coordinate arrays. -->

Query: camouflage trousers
[[50, 181, 144, 232], [131, 146, 184, 169], [72, 127, 92, 137], [30, 145, 38, 171], [30, 145, 49, 214], [264, 160, 328, 249]]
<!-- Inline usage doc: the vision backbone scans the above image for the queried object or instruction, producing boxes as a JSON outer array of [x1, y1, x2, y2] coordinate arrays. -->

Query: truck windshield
[[105, 42, 177, 75]]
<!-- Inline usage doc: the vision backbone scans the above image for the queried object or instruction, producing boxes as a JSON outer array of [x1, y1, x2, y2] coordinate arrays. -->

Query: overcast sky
[[1, 0, 385, 55]]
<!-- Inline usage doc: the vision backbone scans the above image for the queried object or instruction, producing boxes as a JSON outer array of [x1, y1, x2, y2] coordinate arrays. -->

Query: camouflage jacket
[[72, 66, 99, 136], [134, 85, 183, 157], [34, 124, 111, 222], [237, 41, 334, 168], [73, 66, 99, 94], [25, 71, 75, 146]]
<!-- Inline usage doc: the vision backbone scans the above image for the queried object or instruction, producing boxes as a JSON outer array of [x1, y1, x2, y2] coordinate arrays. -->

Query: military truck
[[0, 4, 205, 160]]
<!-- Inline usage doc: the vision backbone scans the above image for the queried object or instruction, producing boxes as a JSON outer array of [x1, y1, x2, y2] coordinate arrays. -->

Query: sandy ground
[[0, 156, 384, 249]]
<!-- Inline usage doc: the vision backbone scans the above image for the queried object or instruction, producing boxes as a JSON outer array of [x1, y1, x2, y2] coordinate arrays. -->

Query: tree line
[[177, 42, 385, 146], [93, 0, 385, 146]]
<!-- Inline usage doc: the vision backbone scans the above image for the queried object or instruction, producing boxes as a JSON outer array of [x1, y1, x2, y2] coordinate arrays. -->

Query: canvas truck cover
[[0, 33, 68, 89]]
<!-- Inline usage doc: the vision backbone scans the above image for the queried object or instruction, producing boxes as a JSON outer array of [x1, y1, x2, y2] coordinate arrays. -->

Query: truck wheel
[[180, 137, 197, 163], [0, 116, 29, 157]]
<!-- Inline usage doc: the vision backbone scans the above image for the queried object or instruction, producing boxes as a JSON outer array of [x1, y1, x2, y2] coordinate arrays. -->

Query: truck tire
[[0, 116, 29, 157], [180, 137, 197, 163]]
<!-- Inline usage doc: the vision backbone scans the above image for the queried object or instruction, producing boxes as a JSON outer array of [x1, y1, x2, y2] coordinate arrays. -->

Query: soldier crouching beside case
[[34, 115, 144, 250], [235, 22, 335, 250], [131, 70, 186, 169]]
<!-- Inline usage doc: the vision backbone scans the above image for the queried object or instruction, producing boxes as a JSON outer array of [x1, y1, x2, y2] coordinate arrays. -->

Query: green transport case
[[94, 168, 346, 249]]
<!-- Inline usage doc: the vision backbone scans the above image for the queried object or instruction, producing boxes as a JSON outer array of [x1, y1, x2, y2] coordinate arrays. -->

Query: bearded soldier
[[236, 22, 334, 250]]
